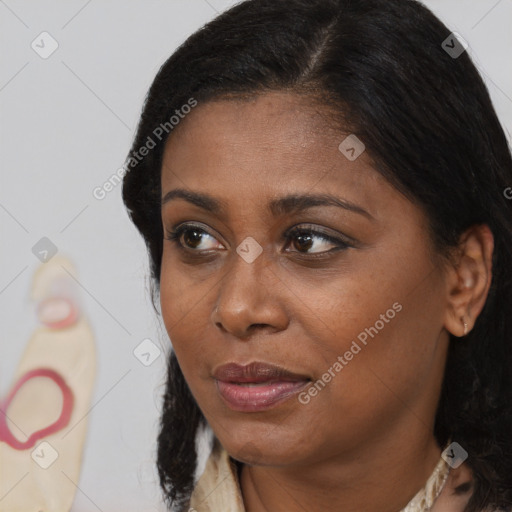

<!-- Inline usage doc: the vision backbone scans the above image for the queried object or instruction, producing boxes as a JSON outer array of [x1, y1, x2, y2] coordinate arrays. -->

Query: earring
[[461, 313, 471, 336]]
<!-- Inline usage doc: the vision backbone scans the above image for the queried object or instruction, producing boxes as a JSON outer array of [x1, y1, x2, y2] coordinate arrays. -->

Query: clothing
[[188, 438, 456, 512], [189, 438, 245, 512]]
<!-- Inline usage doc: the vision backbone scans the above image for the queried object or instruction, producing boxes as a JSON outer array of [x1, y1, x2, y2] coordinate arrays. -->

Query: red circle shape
[[0, 368, 74, 450]]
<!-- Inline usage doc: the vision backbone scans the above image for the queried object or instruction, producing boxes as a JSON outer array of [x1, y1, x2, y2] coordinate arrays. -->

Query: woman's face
[[159, 91, 451, 466]]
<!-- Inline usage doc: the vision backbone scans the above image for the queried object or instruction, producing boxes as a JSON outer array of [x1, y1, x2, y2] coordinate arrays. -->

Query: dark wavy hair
[[122, 0, 512, 510]]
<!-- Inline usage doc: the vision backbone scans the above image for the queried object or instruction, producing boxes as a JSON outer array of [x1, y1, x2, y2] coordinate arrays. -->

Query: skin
[[159, 91, 493, 512]]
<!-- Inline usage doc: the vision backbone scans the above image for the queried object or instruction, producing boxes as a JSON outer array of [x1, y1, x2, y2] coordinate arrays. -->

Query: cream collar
[[189, 439, 451, 512]]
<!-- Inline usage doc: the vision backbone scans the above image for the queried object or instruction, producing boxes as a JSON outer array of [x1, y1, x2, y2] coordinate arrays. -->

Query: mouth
[[213, 361, 311, 412]]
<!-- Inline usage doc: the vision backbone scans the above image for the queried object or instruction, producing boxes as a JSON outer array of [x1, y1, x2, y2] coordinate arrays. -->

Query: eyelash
[[164, 222, 353, 259]]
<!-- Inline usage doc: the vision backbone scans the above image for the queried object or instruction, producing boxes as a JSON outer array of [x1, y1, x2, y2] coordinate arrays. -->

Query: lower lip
[[215, 379, 310, 412]]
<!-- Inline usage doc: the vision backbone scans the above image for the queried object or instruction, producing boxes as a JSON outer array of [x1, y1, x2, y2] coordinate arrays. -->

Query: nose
[[211, 248, 289, 339]]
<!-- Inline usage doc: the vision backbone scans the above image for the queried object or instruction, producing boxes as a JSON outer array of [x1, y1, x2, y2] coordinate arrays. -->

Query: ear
[[443, 224, 494, 338]]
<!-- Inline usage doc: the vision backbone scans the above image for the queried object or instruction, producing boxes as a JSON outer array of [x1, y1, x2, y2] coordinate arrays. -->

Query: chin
[[218, 430, 307, 467]]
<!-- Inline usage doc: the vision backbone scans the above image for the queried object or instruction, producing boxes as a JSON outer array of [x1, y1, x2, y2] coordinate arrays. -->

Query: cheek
[[159, 256, 221, 392], [320, 298, 444, 430], [160, 252, 210, 328], [294, 248, 445, 401], [284, 267, 399, 360], [160, 259, 202, 357]]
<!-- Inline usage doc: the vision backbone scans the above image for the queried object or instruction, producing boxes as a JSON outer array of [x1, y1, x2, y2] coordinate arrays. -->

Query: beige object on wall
[[0, 255, 96, 512]]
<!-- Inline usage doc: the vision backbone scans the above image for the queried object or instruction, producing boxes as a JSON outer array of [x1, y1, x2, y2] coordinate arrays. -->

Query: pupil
[[295, 233, 313, 251], [185, 229, 202, 248]]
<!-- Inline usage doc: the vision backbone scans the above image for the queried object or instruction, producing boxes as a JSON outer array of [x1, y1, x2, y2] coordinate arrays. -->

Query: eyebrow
[[161, 188, 373, 220]]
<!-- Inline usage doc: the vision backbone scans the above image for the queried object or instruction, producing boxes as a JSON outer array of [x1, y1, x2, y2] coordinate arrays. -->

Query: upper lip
[[213, 361, 310, 383]]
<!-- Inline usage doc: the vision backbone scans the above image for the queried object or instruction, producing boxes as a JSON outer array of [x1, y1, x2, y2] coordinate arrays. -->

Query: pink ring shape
[[37, 297, 79, 329], [0, 368, 74, 450]]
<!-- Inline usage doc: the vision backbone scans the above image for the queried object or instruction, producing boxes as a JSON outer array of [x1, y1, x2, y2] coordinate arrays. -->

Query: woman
[[122, 0, 512, 510]]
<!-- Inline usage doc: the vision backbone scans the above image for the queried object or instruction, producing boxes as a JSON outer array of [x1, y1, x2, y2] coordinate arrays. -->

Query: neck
[[240, 430, 443, 512]]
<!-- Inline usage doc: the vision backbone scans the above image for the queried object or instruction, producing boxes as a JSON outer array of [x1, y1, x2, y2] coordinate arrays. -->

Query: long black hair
[[122, 1, 512, 510]]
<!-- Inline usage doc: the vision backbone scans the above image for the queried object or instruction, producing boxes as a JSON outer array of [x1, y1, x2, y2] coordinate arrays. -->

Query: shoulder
[[432, 461, 507, 512]]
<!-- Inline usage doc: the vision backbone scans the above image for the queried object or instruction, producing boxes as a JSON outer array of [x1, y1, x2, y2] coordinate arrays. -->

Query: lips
[[213, 362, 311, 412], [213, 361, 309, 383]]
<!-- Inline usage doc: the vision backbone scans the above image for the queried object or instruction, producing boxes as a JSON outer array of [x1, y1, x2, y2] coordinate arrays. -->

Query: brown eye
[[292, 232, 315, 252], [182, 228, 205, 249], [165, 224, 223, 252], [285, 226, 351, 255]]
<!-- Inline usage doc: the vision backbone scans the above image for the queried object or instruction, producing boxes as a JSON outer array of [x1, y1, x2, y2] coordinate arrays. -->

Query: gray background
[[1, 0, 511, 510]]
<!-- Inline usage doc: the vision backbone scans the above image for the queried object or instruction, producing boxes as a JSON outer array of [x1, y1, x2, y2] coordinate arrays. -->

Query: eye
[[165, 222, 353, 258], [284, 224, 352, 256], [165, 223, 224, 252]]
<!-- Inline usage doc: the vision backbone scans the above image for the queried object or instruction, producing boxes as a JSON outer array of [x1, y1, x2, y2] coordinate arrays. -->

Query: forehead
[[161, 91, 386, 208], [163, 92, 341, 168]]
